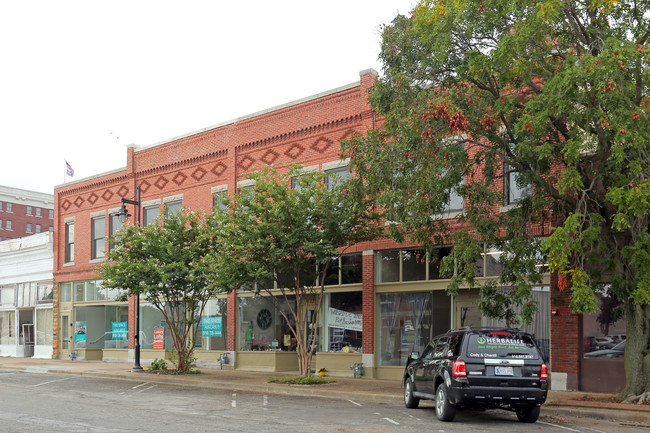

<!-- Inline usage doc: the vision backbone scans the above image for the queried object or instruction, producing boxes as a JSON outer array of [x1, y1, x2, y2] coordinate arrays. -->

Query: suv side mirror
[[410, 351, 420, 360]]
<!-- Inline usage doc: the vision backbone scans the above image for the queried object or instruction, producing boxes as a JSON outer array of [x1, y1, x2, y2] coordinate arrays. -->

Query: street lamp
[[115, 185, 143, 371]]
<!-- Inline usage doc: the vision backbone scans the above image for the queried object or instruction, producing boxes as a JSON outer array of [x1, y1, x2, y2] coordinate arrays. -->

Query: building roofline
[[135, 80, 362, 153]]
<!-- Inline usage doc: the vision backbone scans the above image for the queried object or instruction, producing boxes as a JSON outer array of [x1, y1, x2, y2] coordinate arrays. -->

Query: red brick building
[[52, 69, 602, 391], [0, 186, 54, 241]]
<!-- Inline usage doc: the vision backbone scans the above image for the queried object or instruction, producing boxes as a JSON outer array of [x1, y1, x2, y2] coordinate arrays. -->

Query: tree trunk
[[619, 301, 650, 399]]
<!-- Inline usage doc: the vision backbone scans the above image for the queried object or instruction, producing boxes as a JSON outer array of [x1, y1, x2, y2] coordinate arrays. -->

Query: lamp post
[[116, 185, 143, 371]]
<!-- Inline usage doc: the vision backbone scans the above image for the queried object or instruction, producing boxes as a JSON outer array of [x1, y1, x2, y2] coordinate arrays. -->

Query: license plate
[[495, 366, 513, 376]]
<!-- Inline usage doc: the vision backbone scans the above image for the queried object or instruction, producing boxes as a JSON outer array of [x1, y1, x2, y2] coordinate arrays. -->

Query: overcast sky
[[0, 1, 416, 195]]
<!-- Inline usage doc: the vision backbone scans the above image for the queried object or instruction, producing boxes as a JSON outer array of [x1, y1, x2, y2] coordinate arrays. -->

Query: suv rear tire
[[515, 405, 540, 423], [435, 383, 456, 422], [404, 376, 420, 408]]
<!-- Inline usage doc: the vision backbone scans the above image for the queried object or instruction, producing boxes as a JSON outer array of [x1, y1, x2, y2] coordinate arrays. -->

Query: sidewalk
[[1, 356, 648, 425]]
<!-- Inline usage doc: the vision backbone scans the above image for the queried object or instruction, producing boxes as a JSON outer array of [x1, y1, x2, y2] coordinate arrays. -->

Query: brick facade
[[0, 186, 54, 241], [51, 69, 580, 386]]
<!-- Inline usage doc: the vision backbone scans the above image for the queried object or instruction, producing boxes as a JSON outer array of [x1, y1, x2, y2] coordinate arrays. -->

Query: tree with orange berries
[[346, 0, 649, 399]]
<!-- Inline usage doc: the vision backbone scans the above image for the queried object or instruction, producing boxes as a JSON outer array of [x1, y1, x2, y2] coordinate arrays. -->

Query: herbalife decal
[[470, 335, 534, 359]]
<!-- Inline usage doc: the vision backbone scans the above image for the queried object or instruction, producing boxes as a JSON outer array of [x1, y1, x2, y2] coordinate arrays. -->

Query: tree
[[212, 165, 380, 377], [344, 0, 649, 398], [98, 209, 221, 372]]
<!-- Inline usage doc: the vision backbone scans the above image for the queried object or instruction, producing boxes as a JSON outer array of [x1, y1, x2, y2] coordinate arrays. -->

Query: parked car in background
[[584, 340, 626, 358], [403, 327, 548, 423]]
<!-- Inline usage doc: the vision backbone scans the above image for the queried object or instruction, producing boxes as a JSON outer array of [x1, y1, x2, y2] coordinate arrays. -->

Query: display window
[[237, 296, 296, 351], [377, 291, 451, 366], [324, 292, 362, 353]]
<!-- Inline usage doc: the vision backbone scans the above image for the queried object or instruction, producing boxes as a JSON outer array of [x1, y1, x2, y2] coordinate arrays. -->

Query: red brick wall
[[550, 272, 581, 389], [362, 252, 375, 354], [53, 70, 380, 358], [0, 202, 53, 240]]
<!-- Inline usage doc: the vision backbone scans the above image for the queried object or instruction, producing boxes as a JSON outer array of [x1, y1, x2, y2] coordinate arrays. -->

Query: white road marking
[[131, 382, 150, 389], [578, 427, 607, 433], [123, 384, 157, 398], [32, 376, 75, 387], [539, 421, 581, 432], [232, 393, 237, 408], [348, 399, 362, 406], [263, 395, 268, 410], [383, 417, 399, 425]]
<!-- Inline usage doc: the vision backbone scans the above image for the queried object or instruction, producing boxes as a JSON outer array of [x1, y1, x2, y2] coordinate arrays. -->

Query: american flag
[[65, 160, 74, 177]]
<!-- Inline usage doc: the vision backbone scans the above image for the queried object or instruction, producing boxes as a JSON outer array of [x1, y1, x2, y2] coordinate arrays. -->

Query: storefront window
[[378, 291, 451, 366], [196, 298, 228, 351], [325, 292, 362, 352], [140, 303, 173, 350], [238, 296, 296, 351], [377, 248, 453, 282], [377, 251, 400, 283], [16, 282, 36, 307], [60, 283, 72, 303], [37, 282, 54, 303], [324, 254, 363, 286], [74, 282, 84, 302], [104, 305, 129, 349], [0, 310, 15, 345], [36, 308, 53, 345]]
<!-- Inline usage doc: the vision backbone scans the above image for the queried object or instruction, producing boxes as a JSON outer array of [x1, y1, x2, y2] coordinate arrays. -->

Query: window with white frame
[[65, 221, 74, 263], [91, 215, 106, 259]]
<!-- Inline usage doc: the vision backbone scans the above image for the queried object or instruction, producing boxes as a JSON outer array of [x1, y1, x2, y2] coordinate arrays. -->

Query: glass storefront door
[[60, 314, 71, 357]]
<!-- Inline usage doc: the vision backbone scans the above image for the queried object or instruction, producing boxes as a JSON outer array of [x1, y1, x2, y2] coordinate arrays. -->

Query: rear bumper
[[449, 384, 547, 406]]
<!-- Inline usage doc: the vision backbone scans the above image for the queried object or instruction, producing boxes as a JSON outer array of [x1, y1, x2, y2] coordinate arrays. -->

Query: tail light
[[540, 363, 548, 380], [453, 360, 467, 377]]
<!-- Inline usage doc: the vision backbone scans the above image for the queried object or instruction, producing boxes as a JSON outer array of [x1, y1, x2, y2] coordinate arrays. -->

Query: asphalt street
[[0, 369, 645, 433]]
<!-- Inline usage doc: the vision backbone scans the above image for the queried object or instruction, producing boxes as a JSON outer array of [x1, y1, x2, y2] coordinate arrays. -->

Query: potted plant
[[318, 368, 328, 377]]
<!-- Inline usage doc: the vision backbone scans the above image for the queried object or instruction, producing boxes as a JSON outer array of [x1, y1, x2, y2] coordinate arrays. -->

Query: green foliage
[[98, 209, 224, 373], [147, 358, 168, 371], [210, 165, 381, 377], [347, 0, 650, 395], [267, 376, 333, 385]]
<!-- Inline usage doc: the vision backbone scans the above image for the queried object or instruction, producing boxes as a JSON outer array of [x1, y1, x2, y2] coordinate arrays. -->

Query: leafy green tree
[[344, 0, 649, 398], [98, 209, 222, 373], [212, 165, 380, 377]]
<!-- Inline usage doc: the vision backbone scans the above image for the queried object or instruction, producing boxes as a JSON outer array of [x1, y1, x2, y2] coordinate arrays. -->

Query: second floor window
[[91, 216, 105, 260], [109, 214, 124, 249], [143, 205, 160, 227], [26, 206, 32, 215], [165, 200, 182, 218], [6, 203, 11, 212], [65, 222, 74, 263], [36, 208, 41, 217], [325, 167, 351, 190], [26, 223, 32, 233], [48, 209, 54, 219], [504, 163, 531, 205]]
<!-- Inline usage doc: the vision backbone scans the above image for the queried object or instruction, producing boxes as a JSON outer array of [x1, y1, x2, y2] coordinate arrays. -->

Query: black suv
[[403, 327, 548, 423]]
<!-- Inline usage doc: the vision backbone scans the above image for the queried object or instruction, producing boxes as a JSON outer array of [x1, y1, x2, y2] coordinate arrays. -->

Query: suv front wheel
[[404, 376, 420, 409], [435, 383, 456, 422], [515, 405, 540, 423]]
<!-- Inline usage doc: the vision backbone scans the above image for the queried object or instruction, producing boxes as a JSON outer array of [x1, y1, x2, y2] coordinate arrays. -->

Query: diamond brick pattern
[[311, 137, 333, 153], [73, 196, 85, 208], [87, 192, 98, 205], [102, 189, 114, 202], [61, 199, 72, 211], [192, 167, 207, 181], [155, 176, 169, 190], [239, 155, 255, 170], [261, 149, 280, 165], [285, 143, 305, 159], [211, 162, 227, 177], [172, 171, 187, 186]]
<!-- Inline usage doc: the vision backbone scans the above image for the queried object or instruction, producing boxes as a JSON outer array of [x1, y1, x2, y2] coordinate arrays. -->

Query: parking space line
[[348, 399, 362, 406], [383, 417, 399, 425], [32, 376, 75, 387], [538, 421, 581, 432]]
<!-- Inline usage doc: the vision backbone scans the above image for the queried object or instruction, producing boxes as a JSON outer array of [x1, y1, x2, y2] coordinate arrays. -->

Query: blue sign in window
[[202, 316, 222, 337], [112, 322, 128, 340]]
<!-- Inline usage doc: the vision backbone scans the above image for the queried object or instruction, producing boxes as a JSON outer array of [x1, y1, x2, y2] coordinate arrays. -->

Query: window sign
[[153, 328, 165, 350], [202, 316, 222, 337], [112, 322, 128, 340], [328, 307, 362, 332], [74, 321, 86, 343]]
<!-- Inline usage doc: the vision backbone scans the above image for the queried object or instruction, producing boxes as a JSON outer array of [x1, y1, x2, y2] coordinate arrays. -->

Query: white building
[[0, 232, 54, 358]]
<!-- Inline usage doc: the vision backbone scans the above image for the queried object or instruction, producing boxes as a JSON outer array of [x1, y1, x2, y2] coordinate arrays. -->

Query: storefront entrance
[[60, 314, 72, 358]]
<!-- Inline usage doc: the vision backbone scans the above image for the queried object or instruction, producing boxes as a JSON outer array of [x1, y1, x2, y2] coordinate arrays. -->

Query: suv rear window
[[466, 332, 540, 360]]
